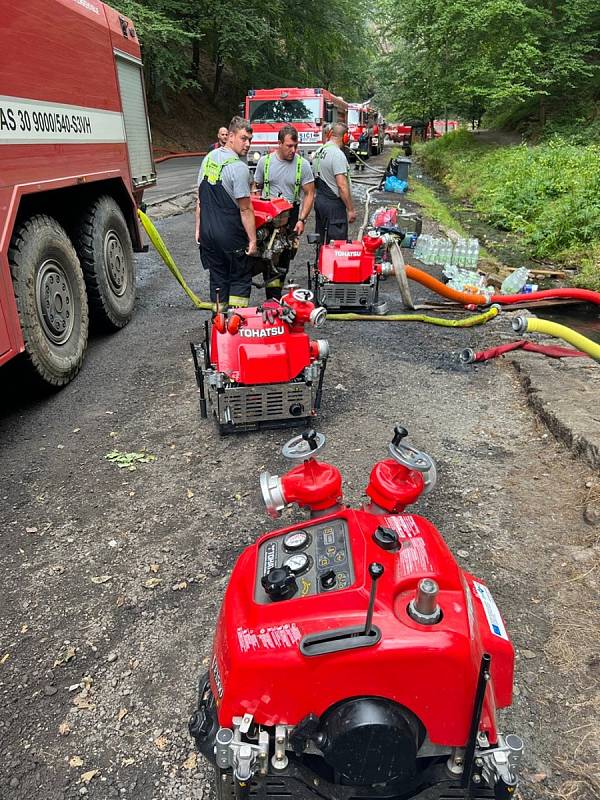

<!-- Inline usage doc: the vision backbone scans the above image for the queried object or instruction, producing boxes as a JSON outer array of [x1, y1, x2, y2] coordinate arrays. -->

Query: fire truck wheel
[[8, 214, 89, 387], [75, 195, 135, 330]]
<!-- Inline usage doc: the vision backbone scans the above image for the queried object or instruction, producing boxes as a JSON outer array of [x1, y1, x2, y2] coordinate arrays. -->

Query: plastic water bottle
[[500, 267, 529, 295]]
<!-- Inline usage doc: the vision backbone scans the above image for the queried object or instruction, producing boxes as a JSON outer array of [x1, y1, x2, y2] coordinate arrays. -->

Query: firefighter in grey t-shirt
[[312, 122, 356, 243], [253, 125, 315, 299]]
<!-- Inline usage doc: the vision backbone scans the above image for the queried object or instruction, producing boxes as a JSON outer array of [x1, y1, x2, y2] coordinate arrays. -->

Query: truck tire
[[8, 215, 88, 387], [75, 195, 135, 330]]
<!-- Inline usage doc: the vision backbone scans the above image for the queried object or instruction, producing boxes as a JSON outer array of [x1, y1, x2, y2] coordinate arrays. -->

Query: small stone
[[583, 504, 600, 527], [43, 685, 58, 696], [520, 649, 537, 660], [457, 549, 469, 559], [10, 777, 19, 788], [107, 652, 118, 663]]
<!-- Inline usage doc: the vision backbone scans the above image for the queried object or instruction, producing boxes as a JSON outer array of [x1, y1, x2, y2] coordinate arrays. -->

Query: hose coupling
[[512, 316, 528, 334], [459, 348, 476, 364], [310, 306, 327, 328]]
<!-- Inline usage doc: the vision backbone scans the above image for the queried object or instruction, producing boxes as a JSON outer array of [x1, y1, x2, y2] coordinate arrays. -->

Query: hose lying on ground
[[138, 209, 212, 310], [512, 316, 600, 362], [327, 305, 500, 327], [460, 340, 586, 363], [403, 264, 600, 307]]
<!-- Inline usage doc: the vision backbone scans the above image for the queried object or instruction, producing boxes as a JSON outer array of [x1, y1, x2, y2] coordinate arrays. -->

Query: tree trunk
[[190, 38, 200, 80], [539, 96, 546, 127], [213, 53, 224, 101]]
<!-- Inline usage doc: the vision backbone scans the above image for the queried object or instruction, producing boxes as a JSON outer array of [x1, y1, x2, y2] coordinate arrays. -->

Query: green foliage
[[373, 0, 599, 130], [418, 131, 600, 286], [112, 0, 373, 105]]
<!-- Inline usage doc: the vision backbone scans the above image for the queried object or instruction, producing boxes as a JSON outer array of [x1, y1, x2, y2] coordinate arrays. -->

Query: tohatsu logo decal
[[239, 326, 285, 338], [334, 250, 361, 257]]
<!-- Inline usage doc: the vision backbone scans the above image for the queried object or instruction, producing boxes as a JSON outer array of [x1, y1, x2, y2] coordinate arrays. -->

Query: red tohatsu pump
[[309, 231, 393, 314], [190, 287, 329, 434], [189, 427, 523, 799]]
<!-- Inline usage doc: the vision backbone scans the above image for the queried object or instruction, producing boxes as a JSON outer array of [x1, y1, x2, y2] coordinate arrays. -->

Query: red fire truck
[[0, 0, 155, 387], [347, 102, 385, 157], [245, 88, 348, 167]]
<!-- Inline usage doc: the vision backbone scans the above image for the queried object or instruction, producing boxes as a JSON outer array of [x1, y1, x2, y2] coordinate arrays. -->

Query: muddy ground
[[1, 156, 598, 800]]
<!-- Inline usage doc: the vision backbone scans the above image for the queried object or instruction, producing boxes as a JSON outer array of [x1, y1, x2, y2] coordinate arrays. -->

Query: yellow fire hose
[[512, 316, 600, 362], [327, 305, 500, 326], [138, 209, 500, 329], [138, 209, 213, 310]]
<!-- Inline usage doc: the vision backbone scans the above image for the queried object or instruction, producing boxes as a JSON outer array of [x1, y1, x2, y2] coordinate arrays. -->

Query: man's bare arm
[[238, 196, 257, 255], [336, 174, 356, 223], [195, 197, 201, 243]]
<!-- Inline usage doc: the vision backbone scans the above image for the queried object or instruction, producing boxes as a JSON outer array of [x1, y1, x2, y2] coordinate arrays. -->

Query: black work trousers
[[200, 245, 251, 306], [314, 181, 348, 243]]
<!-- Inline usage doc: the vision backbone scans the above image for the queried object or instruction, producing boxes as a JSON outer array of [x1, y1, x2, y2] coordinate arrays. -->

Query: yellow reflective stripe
[[294, 156, 303, 202], [265, 277, 283, 288], [263, 153, 271, 198], [202, 154, 238, 185], [211, 301, 229, 312], [229, 295, 249, 307]]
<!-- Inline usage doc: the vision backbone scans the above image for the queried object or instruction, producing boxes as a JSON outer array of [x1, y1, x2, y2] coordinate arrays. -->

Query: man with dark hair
[[312, 122, 356, 242], [195, 117, 256, 309], [210, 126, 228, 150], [252, 125, 315, 298]]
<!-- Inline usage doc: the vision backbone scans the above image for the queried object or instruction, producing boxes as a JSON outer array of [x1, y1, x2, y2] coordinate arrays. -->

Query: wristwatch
[[298, 217, 306, 224]]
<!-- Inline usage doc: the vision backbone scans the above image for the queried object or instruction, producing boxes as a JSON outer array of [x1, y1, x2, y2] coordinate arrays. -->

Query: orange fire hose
[[404, 265, 487, 305]]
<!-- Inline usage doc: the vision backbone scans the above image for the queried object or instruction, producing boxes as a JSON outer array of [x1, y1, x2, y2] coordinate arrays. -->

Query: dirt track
[[1, 160, 598, 800]]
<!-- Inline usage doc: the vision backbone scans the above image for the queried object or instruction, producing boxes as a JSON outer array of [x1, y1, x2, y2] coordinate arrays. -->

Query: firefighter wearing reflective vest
[[313, 122, 356, 243], [195, 117, 257, 310], [252, 126, 315, 299]]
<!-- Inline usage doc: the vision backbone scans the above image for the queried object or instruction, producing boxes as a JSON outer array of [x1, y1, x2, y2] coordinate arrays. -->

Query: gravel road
[[1, 167, 598, 800]]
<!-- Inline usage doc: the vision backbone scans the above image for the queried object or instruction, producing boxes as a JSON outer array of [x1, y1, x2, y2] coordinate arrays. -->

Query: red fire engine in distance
[[245, 88, 348, 168]]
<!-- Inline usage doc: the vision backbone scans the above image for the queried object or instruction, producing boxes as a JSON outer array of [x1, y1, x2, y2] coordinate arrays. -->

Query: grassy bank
[[415, 130, 600, 290]]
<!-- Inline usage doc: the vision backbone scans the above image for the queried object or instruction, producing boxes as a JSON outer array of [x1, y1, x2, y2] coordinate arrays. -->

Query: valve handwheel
[[281, 429, 326, 461], [388, 425, 437, 495], [292, 288, 314, 303]]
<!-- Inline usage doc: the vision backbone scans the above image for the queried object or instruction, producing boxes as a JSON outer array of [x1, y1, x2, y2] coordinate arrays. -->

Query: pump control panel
[[255, 519, 354, 603]]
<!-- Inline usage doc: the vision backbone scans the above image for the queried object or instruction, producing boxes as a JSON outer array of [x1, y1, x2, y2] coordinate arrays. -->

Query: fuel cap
[[283, 530, 310, 551], [373, 526, 400, 551]]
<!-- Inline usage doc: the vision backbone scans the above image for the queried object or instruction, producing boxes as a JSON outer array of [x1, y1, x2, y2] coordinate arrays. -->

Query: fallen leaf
[[80, 769, 99, 784], [54, 646, 76, 667], [149, 563, 160, 573], [122, 757, 135, 766], [59, 722, 71, 736], [26, 526, 38, 534], [91, 575, 112, 585], [144, 578, 162, 589], [73, 428, 80, 433], [73, 693, 96, 711], [117, 708, 128, 722], [69, 755, 84, 768], [186, 489, 195, 499], [20, 624, 28, 634], [154, 735, 168, 750], [0, 653, 9, 665], [116, 595, 127, 607], [173, 581, 188, 591], [531, 773, 547, 783], [182, 753, 197, 770]]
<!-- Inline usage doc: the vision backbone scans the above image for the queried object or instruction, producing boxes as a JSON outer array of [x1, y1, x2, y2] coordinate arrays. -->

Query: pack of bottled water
[[414, 235, 480, 269]]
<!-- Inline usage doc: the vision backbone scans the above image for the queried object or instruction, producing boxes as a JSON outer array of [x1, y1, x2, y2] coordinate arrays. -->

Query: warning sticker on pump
[[237, 624, 302, 652], [396, 537, 433, 577], [472, 581, 508, 640], [383, 515, 421, 539]]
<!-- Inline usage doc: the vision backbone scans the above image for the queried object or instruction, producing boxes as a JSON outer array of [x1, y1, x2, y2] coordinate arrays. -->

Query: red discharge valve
[[260, 430, 343, 518], [365, 425, 437, 513]]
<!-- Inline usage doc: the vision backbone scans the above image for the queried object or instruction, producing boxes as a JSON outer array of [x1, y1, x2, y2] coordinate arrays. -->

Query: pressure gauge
[[284, 553, 310, 576], [283, 531, 310, 552]]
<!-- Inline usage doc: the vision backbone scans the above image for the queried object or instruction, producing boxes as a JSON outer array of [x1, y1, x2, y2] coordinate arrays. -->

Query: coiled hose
[[327, 305, 500, 327], [512, 317, 600, 362]]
